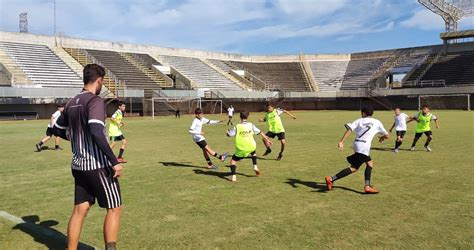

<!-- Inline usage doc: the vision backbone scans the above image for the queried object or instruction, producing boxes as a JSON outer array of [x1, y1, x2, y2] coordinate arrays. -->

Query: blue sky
[[0, 0, 473, 55]]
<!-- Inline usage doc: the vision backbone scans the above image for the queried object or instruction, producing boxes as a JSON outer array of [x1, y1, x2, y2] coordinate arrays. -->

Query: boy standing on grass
[[325, 107, 389, 194], [189, 108, 228, 169], [389, 107, 411, 153], [109, 101, 128, 163], [36, 104, 64, 152], [227, 105, 235, 125], [226, 111, 272, 182], [260, 103, 296, 161], [409, 105, 440, 152]]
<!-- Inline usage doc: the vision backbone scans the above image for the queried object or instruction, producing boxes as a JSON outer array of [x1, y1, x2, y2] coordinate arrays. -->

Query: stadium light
[[418, 0, 474, 32]]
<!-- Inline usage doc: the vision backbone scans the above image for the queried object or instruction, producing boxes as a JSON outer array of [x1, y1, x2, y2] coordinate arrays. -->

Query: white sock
[[253, 165, 259, 171]]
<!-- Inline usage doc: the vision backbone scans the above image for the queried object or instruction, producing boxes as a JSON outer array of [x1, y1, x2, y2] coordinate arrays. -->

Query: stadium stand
[[230, 61, 310, 92], [157, 55, 242, 90], [310, 61, 349, 92], [120, 52, 172, 88], [0, 42, 82, 88], [420, 51, 474, 86], [340, 57, 390, 90]]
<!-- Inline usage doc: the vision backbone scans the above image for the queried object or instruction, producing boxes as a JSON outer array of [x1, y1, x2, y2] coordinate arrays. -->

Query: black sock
[[365, 167, 372, 186], [118, 148, 124, 158], [332, 168, 352, 182], [55, 145, 59, 149], [213, 153, 221, 159], [39, 141, 43, 146], [251, 155, 257, 165], [230, 165, 237, 175], [424, 142, 430, 147], [106, 242, 116, 250]]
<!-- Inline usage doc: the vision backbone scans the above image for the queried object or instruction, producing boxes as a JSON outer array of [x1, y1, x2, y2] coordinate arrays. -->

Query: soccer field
[[0, 110, 473, 249]]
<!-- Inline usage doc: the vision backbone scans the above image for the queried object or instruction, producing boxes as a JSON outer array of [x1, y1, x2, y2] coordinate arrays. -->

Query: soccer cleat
[[228, 175, 237, 182], [410, 147, 416, 151], [277, 153, 283, 161], [393, 148, 399, 153], [424, 146, 432, 152], [35, 143, 42, 152], [263, 148, 272, 156], [207, 164, 218, 170], [117, 157, 127, 163], [364, 186, 379, 194], [220, 152, 229, 162], [254, 168, 261, 176], [325, 176, 333, 191], [54, 147, 63, 151]]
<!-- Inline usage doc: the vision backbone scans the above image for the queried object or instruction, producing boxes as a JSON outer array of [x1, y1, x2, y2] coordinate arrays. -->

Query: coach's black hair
[[195, 108, 203, 115], [361, 106, 374, 116], [240, 110, 249, 120], [83, 64, 105, 85], [117, 101, 125, 107]]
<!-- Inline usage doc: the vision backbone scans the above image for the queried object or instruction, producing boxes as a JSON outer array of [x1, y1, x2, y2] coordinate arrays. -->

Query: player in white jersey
[[227, 105, 235, 125], [325, 107, 389, 194], [189, 108, 228, 169], [389, 107, 411, 153], [35, 104, 64, 152]]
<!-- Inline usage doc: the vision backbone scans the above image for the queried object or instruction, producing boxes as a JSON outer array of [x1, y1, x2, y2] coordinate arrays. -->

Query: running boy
[[35, 104, 64, 151], [389, 107, 410, 153], [227, 105, 235, 125], [259, 103, 296, 161], [189, 108, 228, 169], [108, 101, 128, 163], [226, 111, 272, 182], [325, 107, 389, 194], [409, 105, 440, 152]]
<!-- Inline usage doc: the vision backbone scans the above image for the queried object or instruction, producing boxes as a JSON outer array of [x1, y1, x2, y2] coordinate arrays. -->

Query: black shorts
[[72, 168, 122, 209], [195, 140, 208, 149], [415, 131, 432, 139], [346, 153, 372, 169], [228, 116, 233, 119], [232, 151, 256, 161], [266, 131, 286, 140], [110, 135, 125, 142], [396, 131, 406, 138], [46, 127, 54, 137]]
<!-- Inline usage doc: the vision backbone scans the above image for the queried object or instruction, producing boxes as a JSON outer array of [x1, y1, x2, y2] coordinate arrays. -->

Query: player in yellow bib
[[409, 105, 440, 152], [108, 101, 128, 163], [226, 111, 272, 182], [259, 103, 296, 161]]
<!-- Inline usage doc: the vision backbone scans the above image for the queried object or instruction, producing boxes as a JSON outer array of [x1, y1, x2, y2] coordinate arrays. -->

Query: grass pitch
[[0, 110, 473, 249]]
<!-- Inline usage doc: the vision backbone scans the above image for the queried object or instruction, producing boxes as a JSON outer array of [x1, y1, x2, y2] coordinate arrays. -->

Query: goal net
[[418, 94, 471, 110], [150, 97, 223, 119]]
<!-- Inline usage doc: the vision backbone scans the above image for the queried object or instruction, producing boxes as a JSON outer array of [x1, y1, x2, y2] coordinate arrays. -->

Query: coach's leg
[[67, 202, 91, 250], [104, 206, 122, 249]]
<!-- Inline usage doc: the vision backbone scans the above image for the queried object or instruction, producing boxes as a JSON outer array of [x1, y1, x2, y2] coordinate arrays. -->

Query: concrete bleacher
[[0, 42, 82, 88], [340, 57, 388, 90], [157, 55, 242, 90], [310, 61, 349, 92], [421, 51, 474, 86], [85, 49, 164, 91], [231, 61, 309, 92]]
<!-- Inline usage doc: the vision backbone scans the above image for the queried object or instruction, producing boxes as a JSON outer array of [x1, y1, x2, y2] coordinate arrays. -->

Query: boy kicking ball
[[189, 108, 228, 169], [409, 105, 439, 152], [325, 107, 389, 194], [226, 111, 272, 182], [389, 107, 410, 153]]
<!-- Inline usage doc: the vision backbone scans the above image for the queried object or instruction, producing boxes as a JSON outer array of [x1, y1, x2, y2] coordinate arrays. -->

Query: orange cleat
[[364, 186, 379, 194], [255, 170, 261, 176], [117, 157, 127, 163], [325, 176, 333, 191]]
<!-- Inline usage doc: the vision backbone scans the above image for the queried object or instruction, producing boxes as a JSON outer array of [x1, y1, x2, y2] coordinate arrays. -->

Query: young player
[[325, 107, 389, 194], [226, 105, 234, 125], [35, 104, 64, 152], [108, 101, 128, 163], [175, 108, 181, 118], [226, 111, 272, 182], [189, 108, 228, 169], [389, 107, 410, 153], [409, 105, 440, 152], [259, 103, 296, 161]]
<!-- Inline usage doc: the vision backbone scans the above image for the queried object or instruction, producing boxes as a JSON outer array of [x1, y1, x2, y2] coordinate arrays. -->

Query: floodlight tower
[[418, 0, 474, 32], [19, 12, 28, 33]]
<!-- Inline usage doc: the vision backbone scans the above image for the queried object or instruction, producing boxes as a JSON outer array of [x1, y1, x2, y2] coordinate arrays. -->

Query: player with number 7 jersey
[[324, 107, 389, 194]]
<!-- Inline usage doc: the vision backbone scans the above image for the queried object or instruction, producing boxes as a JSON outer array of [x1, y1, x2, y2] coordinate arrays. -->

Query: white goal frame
[[418, 94, 471, 110], [191, 99, 223, 115], [150, 98, 223, 119]]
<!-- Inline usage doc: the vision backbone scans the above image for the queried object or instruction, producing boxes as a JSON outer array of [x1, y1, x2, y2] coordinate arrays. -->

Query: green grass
[[0, 110, 473, 249]]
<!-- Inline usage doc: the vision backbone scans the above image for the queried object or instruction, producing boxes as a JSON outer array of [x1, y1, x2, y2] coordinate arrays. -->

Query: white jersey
[[394, 113, 409, 131], [227, 107, 234, 117], [189, 117, 220, 142], [48, 111, 61, 128], [345, 117, 388, 156]]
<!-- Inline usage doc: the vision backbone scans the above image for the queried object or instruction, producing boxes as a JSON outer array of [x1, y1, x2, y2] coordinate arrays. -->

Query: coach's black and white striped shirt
[[58, 91, 119, 171]]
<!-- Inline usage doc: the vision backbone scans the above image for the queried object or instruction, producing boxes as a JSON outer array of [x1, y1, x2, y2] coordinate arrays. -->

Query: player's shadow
[[371, 147, 410, 152], [34, 146, 55, 152], [255, 156, 278, 161], [11, 215, 94, 249], [193, 169, 256, 180], [159, 161, 208, 169], [284, 178, 365, 194]]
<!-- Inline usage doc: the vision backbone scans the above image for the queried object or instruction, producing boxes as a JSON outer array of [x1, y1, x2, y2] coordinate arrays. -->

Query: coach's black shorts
[[266, 131, 286, 140], [396, 131, 406, 138], [72, 168, 122, 209], [195, 140, 208, 149], [232, 151, 256, 161], [45, 128, 54, 137], [347, 153, 372, 169], [415, 131, 432, 139], [110, 135, 125, 142]]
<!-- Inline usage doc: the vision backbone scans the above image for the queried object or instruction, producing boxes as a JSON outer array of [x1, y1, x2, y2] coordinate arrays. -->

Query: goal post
[[418, 94, 471, 110], [150, 97, 223, 120]]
